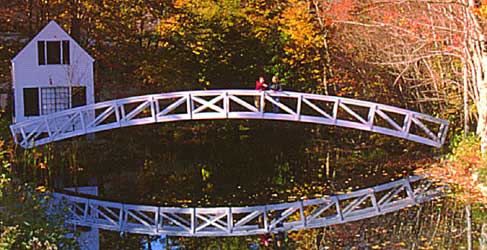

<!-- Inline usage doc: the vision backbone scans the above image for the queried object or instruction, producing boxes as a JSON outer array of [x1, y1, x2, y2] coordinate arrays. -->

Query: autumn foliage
[[419, 135, 487, 203]]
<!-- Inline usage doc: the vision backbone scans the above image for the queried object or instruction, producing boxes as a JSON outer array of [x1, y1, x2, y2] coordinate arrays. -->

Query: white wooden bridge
[[52, 176, 443, 237], [10, 90, 449, 237], [10, 90, 449, 149]]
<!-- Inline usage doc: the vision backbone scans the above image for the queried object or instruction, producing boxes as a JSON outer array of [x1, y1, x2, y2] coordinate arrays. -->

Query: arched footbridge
[[10, 90, 449, 148], [10, 90, 450, 237]]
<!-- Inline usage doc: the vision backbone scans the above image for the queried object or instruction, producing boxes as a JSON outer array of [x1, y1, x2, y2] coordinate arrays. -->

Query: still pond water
[[52, 120, 455, 249]]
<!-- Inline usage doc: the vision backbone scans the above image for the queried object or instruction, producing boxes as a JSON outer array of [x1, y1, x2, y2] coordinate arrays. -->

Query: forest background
[[1, 0, 487, 249]]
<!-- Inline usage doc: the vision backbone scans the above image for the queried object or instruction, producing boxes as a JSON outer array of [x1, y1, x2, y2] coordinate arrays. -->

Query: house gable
[[10, 20, 95, 124], [11, 20, 94, 64]]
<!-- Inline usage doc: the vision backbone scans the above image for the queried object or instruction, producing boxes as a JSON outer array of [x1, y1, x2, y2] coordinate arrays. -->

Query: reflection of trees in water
[[43, 120, 446, 248], [52, 120, 431, 207], [287, 198, 474, 249]]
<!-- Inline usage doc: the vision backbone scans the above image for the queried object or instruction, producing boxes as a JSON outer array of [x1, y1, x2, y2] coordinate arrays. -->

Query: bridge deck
[[11, 90, 449, 148]]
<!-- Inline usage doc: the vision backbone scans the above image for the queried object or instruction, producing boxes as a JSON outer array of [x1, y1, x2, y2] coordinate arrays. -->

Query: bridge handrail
[[51, 175, 444, 237], [11, 90, 449, 148]]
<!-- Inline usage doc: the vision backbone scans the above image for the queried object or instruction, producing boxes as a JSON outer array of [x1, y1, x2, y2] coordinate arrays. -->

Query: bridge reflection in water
[[52, 176, 443, 237]]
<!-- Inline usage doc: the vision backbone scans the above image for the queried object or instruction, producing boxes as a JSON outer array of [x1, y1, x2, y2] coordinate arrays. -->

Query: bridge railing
[[50, 176, 444, 237], [11, 90, 449, 148]]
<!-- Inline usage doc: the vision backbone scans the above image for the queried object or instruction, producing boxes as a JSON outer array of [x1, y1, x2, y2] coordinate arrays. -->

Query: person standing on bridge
[[270, 75, 282, 113], [255, 75, 268, 111]]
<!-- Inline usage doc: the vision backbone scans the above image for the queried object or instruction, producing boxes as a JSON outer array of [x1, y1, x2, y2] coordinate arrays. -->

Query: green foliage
[[0, 186, 78, 250], [0, 128, 78, 249], [425, 133, 487, 204], [447, 133, 482, 160], [447, 134, 487, 186]]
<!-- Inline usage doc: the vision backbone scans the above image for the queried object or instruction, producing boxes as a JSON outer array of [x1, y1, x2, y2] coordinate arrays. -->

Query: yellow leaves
[[398, 17, 407, 27], [280, 0, 319, 47], [201, 167, 210, 181], [157, 16, 181, 37], [396, 241, 406, 246], [35, 186, 46, 192], [474, 5, 487, 18]]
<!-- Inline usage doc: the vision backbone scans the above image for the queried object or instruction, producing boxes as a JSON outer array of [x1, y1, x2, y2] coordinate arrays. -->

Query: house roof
[[11, 20, 94, 63]]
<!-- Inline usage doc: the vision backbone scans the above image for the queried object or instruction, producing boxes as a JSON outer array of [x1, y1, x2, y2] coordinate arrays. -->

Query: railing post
[[44, 117, 52, 141], [332, 99, 340, 124], [439, 123, 449, 146], [299, 200, 306, 228], [404, 178, 416, 201], [367, 105, 376, 129], [335, 197, 343, 221], [263, 206, 269, 232], [119, 203, 124, 232], [84, 199, 89, 221], [227, 207, 233, 234], [155, 206, 160, 234], [114, 102, 122, 127], [370, 193, 381, 214], [10, 126, 18, 145], [402, 113, 413, 137], [296, 95, 302, 121], [150, 96, 158, 123], [187, 93, 193, 119], [20, 127, 27, 145], [79, 110, 86, 134], [191, 208, 196, 235], [224, 91, 230, 118]]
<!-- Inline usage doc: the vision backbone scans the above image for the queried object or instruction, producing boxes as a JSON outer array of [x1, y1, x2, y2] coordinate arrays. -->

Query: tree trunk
[[477, 82, 487, 153], [464, 62, 470, 135], [466, 204, 472, 250], [481, 223, 487, 250]]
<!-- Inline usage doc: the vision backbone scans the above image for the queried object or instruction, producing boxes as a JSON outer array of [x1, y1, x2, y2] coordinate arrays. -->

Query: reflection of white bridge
[[10, 90, 449, 237], [52, 176, 443, 237], [10, 90, 449, 148]]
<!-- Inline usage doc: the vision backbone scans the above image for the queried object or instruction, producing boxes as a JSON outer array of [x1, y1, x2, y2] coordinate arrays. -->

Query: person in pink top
[[255, 76, 268, 110]]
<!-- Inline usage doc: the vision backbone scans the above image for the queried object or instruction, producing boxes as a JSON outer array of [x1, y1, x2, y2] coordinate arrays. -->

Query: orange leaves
[[157, 16, 180, 36], [474, 5, 487, 17], [419, 135, 487, 204], [173, 0, 188, 8], [324, 0, 355, 24]]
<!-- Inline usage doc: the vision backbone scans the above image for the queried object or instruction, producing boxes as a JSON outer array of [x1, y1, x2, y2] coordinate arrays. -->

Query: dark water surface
[[46, 120, 471, 249], [64, 120, 431, 207]]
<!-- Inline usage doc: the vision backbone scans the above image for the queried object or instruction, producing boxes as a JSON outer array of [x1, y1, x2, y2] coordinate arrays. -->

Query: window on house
[[23, 88, 40, 116], [37, 40, 70, 65], [37, 41, 45, 65], [22, 86, 85, 116], [41, 87, 70, 115], [46, 41, 61, 64], [71, 86, 86, 108], [62, 41, 70, 65]]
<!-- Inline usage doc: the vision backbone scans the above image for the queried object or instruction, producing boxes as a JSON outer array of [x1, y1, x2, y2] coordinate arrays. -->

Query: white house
[[11, 20, 94, 123]]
